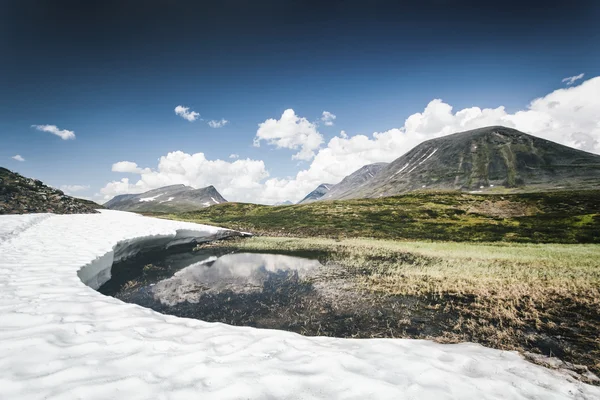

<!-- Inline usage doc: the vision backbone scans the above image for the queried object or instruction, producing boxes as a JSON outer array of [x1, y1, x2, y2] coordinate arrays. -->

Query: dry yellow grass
[[211, 236, 600, 378], [224, 237, 600, 300]]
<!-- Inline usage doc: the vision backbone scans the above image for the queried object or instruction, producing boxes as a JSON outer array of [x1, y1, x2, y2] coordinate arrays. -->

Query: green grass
[[162, 190, 600, 243]]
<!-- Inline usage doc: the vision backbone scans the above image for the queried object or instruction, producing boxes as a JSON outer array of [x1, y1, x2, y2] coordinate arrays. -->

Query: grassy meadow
[[161, 190, 600, 380], [205, 236, 600, 378], [162, 190, 600, 243]]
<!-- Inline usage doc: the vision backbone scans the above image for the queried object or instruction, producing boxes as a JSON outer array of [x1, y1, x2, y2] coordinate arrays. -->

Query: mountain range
[[104, 184, 227, 212], [301, 126, 600, 202], [4, 126, 599, 215]]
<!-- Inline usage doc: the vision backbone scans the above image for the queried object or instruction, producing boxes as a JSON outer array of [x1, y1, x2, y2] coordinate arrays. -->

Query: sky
[[1, 0, 599, 204]]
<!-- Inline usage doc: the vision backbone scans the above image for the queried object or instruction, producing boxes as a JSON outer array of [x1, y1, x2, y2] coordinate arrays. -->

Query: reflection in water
[[152, 253, 322, 306], [100, 248, 451, 338]]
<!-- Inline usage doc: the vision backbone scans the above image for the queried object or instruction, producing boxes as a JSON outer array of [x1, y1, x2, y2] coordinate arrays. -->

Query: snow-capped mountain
[[104, 184, 227, 212]]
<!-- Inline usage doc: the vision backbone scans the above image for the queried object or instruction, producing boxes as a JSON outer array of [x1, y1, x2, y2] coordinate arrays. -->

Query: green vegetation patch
[[162, 190, 600, 243]]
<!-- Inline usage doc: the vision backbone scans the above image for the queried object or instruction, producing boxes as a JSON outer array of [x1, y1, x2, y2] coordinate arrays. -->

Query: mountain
[[319, 163, 389, 201], [0, 167, 100, 214], [104, 184, 227, 212], [297, 183, 334, 204], [274, 200, 294, 206], [333, 126, 600, 200]]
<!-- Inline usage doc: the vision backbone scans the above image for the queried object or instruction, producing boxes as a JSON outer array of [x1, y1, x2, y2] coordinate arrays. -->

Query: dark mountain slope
[[320, 162, 388, 201], [297, 183, 334, 204], [339, 126, 600, 200], [0, 167, 100, 214]]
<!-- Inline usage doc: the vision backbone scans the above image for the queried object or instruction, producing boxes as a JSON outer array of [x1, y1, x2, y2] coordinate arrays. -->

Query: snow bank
[[0, 213, 50, 243], [0, 210, 598, 399]]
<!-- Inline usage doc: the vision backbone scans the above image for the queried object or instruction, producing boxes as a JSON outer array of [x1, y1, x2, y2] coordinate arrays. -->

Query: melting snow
[[0, 210, 598, 399], [138, 193, 163, 202], [393, 163, 410, 176], [407, 164, 419, 174], [418, 148, 438, 165], [159, 197, 175, 203], [211, 196, 220, 204]]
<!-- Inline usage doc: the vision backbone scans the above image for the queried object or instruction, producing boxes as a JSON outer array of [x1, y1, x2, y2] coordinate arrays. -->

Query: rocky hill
[[104, 184, 227, 212], [326, 126, 600, 200], [0, 167, 100, 214], [319, 163, 388, 201], [297, 183, 334, 204]]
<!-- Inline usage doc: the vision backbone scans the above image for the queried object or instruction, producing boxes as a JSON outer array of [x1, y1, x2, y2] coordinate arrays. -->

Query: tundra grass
[[162, 190, 600, 243], [208, 236, 600, 379]]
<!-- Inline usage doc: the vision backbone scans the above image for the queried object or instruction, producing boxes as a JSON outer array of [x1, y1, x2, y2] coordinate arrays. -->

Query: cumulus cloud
[[12, 155, 25, 162], [31, 124, 75, 140], [229, 154, 239, 159], [562, 73, 584, 86], [321, 111, 336, 126], [100, 76, 600, 205], [208, 119, 229, 128], [254, 109, 324, 161], [100, 152, 270, 203], [174, 105, 200, 122], [256, 76, 600, 203], [111, 161, 150, 174], [60, 184, 90, 194]]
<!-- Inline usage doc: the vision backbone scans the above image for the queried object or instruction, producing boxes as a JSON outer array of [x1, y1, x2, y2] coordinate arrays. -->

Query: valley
[[161, 189, 600, 243]]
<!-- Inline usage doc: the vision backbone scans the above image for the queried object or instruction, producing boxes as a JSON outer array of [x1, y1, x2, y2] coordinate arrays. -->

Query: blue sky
[[2, 1, 599, 203]]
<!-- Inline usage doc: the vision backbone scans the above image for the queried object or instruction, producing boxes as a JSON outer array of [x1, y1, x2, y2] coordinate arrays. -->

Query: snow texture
[[0, 210, 599, 399], [139, 193, 164, 202], [0, 213, 51, 243]]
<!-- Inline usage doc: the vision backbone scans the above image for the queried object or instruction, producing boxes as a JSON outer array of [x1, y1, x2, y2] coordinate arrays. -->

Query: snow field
[[0, 210, 598, 399]]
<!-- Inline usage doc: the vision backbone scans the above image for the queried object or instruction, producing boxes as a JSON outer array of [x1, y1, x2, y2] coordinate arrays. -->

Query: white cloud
[[101, 76, 600, 205], [253, 76, 600, 204], [100, 152, 270, 203], [229, 154, 239, 159], [562, 73, 584, 86], [12, 155, 25, 162], [254, 109, 324, 161], [31, 124, 75, 140], [208, 119, 229, 128], [111, 161, 149, 174], [321, 111, 336, 126], [60, 184, 90, 194], [174, 105, 200, 122]]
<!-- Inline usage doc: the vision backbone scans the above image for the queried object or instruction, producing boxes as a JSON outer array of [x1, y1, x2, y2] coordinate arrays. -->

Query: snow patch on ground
[[0, 213, 51, 243], [393, 163, 410, 177], [211, 196, 220, 204], [418, 148, 438, 165], [139, 193, 163, 202], [159, 196, 175, 203], [0, 211, 599, 399]]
